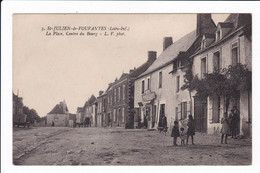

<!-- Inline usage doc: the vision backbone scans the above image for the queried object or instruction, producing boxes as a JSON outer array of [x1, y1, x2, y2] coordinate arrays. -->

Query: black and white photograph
[[2, 1, 258, 171]]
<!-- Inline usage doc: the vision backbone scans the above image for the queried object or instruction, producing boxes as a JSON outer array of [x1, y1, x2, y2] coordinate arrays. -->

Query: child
[[221, 112, 231, 144], [171, 121, 180, 146], [180, 127, 186, 146]]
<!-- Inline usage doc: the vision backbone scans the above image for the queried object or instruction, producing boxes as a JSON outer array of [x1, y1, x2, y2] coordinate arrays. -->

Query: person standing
[[171, 121, 180, 146], [221, 112, 231, 144], [162, 115, 168, 133], [186, 115, 195, 145]]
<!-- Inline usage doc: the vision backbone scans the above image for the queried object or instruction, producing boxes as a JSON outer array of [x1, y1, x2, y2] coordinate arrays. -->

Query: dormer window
[[201, 39, 207, 49], [177, 60, 183, 68], [216, 30, 221, 41]]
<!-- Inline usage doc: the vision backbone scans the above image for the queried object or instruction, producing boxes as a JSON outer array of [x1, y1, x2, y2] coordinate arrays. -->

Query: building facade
[[46, 100, 69, 127], [134, 14, 216, 129], [188, 14, 252, 136], [97, 91, 107, 127], [83, 95, 97, 127]]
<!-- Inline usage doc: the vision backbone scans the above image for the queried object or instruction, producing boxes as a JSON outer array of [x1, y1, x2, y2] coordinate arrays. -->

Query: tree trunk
[[189, 90, 193, 116], [226, 97, 230, 113]]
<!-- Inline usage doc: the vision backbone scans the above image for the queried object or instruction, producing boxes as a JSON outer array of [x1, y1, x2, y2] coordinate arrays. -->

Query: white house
[[134, 14, 216, 129], [47, 100, 69, 127], [189, 14, 252, 136]]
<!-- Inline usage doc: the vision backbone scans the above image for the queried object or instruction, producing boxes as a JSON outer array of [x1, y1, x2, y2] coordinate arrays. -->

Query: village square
[[12, 13, 252, 165]]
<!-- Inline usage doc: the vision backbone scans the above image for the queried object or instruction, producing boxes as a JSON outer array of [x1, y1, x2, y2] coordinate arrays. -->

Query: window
[[118, 87, 120, 102], [201, 57, 207, 78], [178, 102, 190, 120], [113, 109, 116, 122], [114, 89, 116, 103], [213, 51, 221, 70], [118, 108, 121, 123], [142, 80, 145, 94], [159, 71, 162, 88], [176, 76, 180, 93], [147, 78, 150, 90], [122, 107, 125, 123], [177, 60, 183, 68], [175, 107, 178, 120], [181, 102, 187, 120], [201, 39, 207, 49], [212, 96, 220, 123], [216, 30, 221, 41], [232, 42, 239, 66], [123, 85, 125, 100]]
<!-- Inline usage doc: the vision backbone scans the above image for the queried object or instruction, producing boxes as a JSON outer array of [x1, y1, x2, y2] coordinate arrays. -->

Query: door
[[194, 96, 207, 132], [158, 104, 165, 127]]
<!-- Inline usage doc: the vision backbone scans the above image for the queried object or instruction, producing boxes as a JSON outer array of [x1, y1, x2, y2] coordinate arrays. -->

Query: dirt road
[[13, 127, 251, 165]]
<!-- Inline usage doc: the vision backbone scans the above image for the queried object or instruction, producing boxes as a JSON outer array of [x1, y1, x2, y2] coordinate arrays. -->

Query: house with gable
[[187, 13, 252, 136], [83, 95, 97, 127], [97, 90, 107, 127], [134, 14, 216, 129], [100, 51, 156, 128], [46, 100, 69, 127]]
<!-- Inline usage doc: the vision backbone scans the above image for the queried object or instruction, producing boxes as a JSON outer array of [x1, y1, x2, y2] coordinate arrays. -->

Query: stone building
[[97, 90, 107, 127], [134, 14, 215, 129], [46, 100, 69, 127], [95, 51, 156, 128], [188, 14, 252, 136], [83, 95, 97, 127]]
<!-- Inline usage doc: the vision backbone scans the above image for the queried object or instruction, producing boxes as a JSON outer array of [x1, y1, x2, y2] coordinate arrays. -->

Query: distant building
[[76, 107, 84, 125], [69, 113, 76, 127], [97, 90, 107, 127], [96, 51, 156, 128], [13, 93, 27, 125], [46, 100, 69, 127], [83, 95, 97, 127]]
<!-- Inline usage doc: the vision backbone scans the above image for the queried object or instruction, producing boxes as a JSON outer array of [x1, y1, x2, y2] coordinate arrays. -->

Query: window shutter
[[187, 101, 191, 116], [175, 107, 178, 121], [178, 103, 182, 120]]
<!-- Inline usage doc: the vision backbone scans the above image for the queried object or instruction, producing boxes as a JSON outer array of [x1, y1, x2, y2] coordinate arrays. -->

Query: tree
[[23, 106, 41, 123], [182, 63, 251, 113], [181, 60, 195, 111]]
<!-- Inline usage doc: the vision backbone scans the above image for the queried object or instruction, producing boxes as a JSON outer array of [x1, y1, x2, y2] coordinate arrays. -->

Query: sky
[[13, 13, 229, 117]]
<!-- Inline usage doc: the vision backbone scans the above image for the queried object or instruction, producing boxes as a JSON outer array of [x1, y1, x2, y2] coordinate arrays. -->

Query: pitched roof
[[218, 22, 233, 28], [119, 73, 128, 80], [83, 101, 89, 109], [224, 13, 251, 31], [138, 30, 197, 78], [204, 33, 215, 39], [130, 56, 156, 78], [48, 103, 68, 114], [88, 95, 97, 105], [191, 13, 251, 57]]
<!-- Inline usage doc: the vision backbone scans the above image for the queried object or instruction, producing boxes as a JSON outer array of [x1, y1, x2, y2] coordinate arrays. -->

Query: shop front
[[136, 90, 156, 129]]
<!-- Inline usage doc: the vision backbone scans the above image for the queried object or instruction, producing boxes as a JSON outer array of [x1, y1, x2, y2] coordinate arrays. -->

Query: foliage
[[182, 63, 251, 112], [23, 106, 41, 123]]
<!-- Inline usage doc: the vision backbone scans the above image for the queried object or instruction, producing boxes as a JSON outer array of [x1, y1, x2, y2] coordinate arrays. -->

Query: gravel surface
[[13, 127, 252, 165]]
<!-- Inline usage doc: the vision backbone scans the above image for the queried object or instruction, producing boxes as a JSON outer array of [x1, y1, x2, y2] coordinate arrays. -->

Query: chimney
[[99, 91, 104, 96], [129, 69, 134, 73], [147, 51, 157, 62], [163, 37, 173, 51], [196, 13, 215, 36]]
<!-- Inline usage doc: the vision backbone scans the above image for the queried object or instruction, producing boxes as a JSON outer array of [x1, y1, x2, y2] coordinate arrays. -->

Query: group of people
[[171, 115, 195, 146], [220, 106, 240, 144], [169, 106, 240, 146]]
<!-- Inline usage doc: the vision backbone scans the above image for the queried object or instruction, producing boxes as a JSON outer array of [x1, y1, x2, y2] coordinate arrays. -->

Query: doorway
[[194, 96, 207, 132]]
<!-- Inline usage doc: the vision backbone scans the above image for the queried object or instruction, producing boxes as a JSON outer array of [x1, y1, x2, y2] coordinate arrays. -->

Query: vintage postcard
[[11, 13, 252, 166]]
